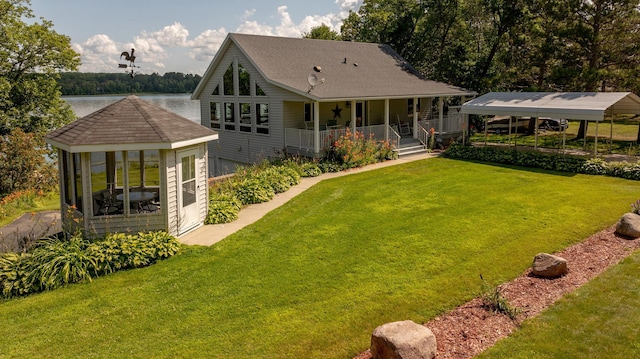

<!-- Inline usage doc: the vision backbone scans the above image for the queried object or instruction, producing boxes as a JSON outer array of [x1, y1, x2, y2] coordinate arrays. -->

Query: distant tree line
[[57, 72, 202, 95]]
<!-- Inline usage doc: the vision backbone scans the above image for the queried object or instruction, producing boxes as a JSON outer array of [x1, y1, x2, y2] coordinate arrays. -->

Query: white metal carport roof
[[460, 92, 640, 121]]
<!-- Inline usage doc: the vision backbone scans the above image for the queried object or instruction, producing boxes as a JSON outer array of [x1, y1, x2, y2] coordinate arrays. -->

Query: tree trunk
[[576, 120, 589, 140]]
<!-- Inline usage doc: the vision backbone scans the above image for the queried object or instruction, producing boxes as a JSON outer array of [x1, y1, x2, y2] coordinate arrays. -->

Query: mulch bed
[[354, 225, 640, 358]]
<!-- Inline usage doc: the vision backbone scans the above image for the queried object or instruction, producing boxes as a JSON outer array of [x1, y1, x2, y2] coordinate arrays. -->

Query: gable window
[[210, 102, 221, 130], [212, 84, 219, 96], [224, 102, 235, 131], [223, 64, 234, 96], [238, 63, 250, 96], [239, 103, 252, 132], [256, 103, 269, 135], [255, 83, 266, 96]]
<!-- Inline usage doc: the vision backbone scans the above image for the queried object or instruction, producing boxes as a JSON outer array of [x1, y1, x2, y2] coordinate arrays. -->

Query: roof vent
[[313, 65, 322, 72]]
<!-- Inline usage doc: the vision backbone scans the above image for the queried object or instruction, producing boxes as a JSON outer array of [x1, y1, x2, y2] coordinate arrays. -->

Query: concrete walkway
[[180, 152, 439, 246]]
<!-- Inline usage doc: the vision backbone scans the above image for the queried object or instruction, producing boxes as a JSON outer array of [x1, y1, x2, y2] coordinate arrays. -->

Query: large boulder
[[615, 213, 640, 239], [531, 253, 568, 278], [370, 320, 436, 359]]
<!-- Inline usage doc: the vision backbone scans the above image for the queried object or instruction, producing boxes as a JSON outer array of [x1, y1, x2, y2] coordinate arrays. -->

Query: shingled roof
[[46, 95, 217, 152], [193, 33, 475, 101]]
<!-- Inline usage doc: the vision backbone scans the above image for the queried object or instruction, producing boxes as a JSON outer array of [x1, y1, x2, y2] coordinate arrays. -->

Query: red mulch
[[354, 226, 640, 359]]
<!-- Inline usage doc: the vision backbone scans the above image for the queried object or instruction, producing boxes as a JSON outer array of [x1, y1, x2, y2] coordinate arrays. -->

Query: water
[[63, 94, 202, 123]]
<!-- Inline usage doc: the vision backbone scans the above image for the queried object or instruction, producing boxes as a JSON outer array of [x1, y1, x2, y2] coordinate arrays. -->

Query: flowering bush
[[326, 128, 397, 169]]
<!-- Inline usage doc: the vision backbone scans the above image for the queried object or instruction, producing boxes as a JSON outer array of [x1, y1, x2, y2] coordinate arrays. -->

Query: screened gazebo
[[45, 95, 218, 237]]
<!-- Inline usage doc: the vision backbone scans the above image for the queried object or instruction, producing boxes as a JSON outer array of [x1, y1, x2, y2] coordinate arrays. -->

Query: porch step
[[395, 142, 429, 157]]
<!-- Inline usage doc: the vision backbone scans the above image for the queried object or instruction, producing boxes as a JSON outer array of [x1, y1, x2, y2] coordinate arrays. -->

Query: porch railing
[[419, 111, 465, 134], [285, 125, 400, 153], [416, 121, 430, 147]]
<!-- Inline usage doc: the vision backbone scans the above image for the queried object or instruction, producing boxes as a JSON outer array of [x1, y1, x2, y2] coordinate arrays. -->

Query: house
[[44, 95, 218, 237], [191, 33, 476, 176]]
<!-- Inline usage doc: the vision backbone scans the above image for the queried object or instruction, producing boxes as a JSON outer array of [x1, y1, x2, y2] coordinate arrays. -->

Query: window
[[256, 83, 266, 96], [256, 103, 269, 134], [210, 102, 221, 130], [239, 103, 252, 132], [90, 152, 124, 216], [223, 64, 234, 96], [238, 63, 250, 96], [224, 102, 235, 131], [304, 103, 312, 123], [212, 84, 219, 96], [62, 151, 72, 206], [73, 153, 83, 213]]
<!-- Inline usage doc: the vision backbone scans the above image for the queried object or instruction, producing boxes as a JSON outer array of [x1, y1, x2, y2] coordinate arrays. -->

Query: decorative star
[[331, 104, 342, 119]]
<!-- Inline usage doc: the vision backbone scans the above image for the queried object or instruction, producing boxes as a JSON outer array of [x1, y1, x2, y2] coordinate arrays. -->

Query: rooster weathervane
[[118, 48, 138, 78]]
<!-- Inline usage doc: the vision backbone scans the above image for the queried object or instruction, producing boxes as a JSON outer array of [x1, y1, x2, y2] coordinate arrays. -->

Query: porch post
[[461, 96, 468, 144], [350, 100, 356, 133], [314, 101, 320, 154], [438, 97, 444, 134], [412, 97, 419, 139], [384, 98, 390, 141]]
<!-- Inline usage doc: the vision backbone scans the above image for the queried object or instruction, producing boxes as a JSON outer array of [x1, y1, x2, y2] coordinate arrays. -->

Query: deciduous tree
[[0, 0, 80, 135]]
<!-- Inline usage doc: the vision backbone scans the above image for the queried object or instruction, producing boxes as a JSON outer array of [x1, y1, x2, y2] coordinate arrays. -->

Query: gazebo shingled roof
[[46, 95, 217, 152]]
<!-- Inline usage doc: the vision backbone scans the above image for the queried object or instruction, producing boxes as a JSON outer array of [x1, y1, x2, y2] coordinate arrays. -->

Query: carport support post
[[484, 117, 488, 147], [534, 117, 539, 150], [508, 116, 512, 146], [594, 120, 599, 156]]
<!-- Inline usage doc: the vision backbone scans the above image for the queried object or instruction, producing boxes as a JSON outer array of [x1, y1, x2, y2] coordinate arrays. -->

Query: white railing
[[285, 124, 400, 152], [416, 121, 430, 147], [418, 112, 465, 135]]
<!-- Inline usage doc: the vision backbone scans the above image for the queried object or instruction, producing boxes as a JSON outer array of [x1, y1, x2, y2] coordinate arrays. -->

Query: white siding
[[196, 42, 309, 175], [197, 143, 208, 224], [166, 149, 179, 236]]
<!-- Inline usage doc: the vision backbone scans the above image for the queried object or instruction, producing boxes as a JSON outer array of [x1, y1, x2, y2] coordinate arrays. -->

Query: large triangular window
[[223, 64, 234, 96], [212, 84, 219, 96], [238, 63, 250, 96]]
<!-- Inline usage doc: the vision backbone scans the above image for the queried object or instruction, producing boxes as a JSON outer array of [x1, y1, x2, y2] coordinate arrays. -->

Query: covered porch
[[284, 96, 471, 155]]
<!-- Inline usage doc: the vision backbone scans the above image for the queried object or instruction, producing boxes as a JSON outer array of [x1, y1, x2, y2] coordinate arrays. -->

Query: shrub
[[233, 178, 275, 205], [326, 128, 396, 169], [206, 192, 241, 224], [0, 252, 35, 298], [0, 231, 180, 299], [28, 235, 96, 291], [300, 162, 322, 177]]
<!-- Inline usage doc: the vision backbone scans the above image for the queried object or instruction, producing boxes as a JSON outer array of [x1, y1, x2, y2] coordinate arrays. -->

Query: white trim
[[45, 135, 218, 153]]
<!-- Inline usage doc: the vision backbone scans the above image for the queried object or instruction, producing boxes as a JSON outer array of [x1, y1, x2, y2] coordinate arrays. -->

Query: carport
[[460, 92, 640, 155]]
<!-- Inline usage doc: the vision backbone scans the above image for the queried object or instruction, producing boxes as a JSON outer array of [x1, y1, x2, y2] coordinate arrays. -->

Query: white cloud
[[72, 1, 363, 74]]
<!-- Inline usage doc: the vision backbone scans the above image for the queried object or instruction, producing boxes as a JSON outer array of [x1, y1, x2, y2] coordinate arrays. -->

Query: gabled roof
[[461, 92, 640, 121], [45, 95, 217, 152], [192, 33, 475, 101]]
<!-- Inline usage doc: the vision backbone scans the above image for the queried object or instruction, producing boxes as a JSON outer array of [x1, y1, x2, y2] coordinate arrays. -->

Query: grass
[[478, 250, 640, 359], [1, 158, 639, 358], [0, 191, 60, 227]]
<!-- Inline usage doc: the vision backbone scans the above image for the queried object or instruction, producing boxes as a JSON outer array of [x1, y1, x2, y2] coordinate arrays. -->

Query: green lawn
[[479, 250, 640, 359], [1, 158, 639, 358]]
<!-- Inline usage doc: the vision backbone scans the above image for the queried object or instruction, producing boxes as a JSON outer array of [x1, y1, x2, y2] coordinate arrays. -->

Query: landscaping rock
[[615, 213, 640, 239], [370, 320, 436, 359], [531, 253, 568, 278]]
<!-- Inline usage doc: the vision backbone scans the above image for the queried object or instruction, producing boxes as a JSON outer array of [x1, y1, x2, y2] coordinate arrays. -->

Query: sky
[[29, 0, 363, 75]]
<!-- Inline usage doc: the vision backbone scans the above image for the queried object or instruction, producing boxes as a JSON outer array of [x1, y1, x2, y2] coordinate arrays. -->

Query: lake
[[63, 94, 202, 123]]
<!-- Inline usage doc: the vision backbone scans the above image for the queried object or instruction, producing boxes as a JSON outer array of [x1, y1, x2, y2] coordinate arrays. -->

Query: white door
[[178, 149, 199, 233]]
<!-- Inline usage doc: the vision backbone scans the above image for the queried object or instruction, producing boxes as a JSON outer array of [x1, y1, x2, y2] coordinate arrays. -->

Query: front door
[[178, 149, 199, 234]]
